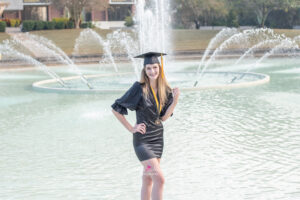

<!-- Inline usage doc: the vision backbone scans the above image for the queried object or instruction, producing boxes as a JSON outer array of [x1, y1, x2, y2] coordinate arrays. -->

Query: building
[[1, 0, 135, 23]]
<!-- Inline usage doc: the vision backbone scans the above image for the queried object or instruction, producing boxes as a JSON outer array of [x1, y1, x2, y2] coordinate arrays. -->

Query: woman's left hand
[[172, 87, 180, 103]]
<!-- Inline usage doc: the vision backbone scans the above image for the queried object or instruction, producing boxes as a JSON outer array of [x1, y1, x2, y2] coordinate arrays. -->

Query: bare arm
[[112, 109, 146, 134], [112, 109, 134, 133], [161, 87, 180, 122], [160, 100, 178, 122]]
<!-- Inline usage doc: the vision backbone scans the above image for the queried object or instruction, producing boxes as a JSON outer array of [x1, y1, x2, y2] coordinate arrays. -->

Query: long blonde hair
[[140, 64, 171, 109]]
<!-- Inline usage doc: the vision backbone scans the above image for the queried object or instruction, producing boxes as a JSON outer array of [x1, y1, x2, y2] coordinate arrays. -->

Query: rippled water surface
[[0, 59, 299, 200]]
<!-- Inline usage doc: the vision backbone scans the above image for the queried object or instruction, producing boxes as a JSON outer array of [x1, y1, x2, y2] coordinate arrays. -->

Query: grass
[[172, 29, 219, 51], [0, 32, 11, 42], [2, 28, 300, 56], [29, 28, 220, 55], [32, 29, 112, 55]]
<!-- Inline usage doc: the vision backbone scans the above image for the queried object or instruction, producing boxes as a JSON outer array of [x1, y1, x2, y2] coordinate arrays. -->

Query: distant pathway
[[6, 27, 21, 34]]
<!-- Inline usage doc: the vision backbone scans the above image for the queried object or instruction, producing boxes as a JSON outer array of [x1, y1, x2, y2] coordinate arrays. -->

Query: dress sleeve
[[160, 91, 174, 118], [111, 81, 142, 115]]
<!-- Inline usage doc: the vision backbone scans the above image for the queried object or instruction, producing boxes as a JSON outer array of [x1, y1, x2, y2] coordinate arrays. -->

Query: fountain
[[1, 1, 300, 199], [24, 1, 279, 93], [1, 0, 299, 92]]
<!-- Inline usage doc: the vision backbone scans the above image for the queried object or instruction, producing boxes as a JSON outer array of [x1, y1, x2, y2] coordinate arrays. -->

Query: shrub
[[124, 16, 134, 27], [2, 18, 10, 27], [45, 21, 55, 30], [35, 20, 45, 30], [52, 17, 68, 28], [42, 21, 47, 30], [80, 22, 93, 29], [80, 22, 88, 28], [67, 20, 75, 29], [15, 19, 21, 27], [226, 10, 239, 28], [55, 21, 65, 29], [10, 19, 21, 27], [22, 20, 35, 32], [0, 21, 6, 32]]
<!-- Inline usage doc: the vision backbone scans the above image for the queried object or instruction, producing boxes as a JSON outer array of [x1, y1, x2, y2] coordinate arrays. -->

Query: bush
[[88, 22, 94, 28], [226, 10, 239, 28], [124, 16, 134, 27], [35, 20, 45, 30], [42, 21, 47, 30], [10, 19, 21, 27], [211, 17, 227, 26], [265, 9, 296, 29], [52, 17, 68, 28], [22, 20, 35, 32], [2, 18, 10, 27], [80, 22, 88, 28], [45, 21, 55, 30], [16, 19, 21, 27], [67, 20, 75, 29], [80, 21, 93, 29], [0, 21, 6, 32], [55, 21, 65, 29]]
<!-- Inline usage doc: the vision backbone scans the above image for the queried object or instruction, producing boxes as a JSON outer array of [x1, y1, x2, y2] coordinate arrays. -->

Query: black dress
[[111, 81, 174, 161]]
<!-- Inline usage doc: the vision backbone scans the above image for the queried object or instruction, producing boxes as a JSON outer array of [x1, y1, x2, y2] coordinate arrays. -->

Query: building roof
[[23, 0, 51, 6], [2, 0, 23, 10]]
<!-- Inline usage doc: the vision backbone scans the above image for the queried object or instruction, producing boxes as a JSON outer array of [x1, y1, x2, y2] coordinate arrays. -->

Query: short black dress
[[111, 81, 173, 161]]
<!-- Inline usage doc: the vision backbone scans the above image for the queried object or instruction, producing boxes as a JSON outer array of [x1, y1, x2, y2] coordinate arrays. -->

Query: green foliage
[[173, 0, 299, 28], [87, 22, 93, 28], [67, 20, 75, 29], [52, 0, 108, 28], [266, 8, 297, 29], [52, 18, 68, 25], [173, 0, 228, 29], [0, 21, 6, 32], [22, 20, 35, 32], [52, 18, 69, 29], [80, 22, 93, 29], [1, 18, 10, 26], [228, 0, 297, 27], [35, 21, 45, 30], [45, 21, 56, 30], [211, 18, 226, 26], [10, 19, 21, 27], [55, 21, 65, 29], [124, 16, 134, 27], [80, 22, 88, 29], [20, 18, 75, 31], [226, 10, 239, 27]]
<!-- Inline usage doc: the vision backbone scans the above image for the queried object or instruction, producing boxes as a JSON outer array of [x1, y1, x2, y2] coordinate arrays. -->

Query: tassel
[[161, 53, 164, 79]]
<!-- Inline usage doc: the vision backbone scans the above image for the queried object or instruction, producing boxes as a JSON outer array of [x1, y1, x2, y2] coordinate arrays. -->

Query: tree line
[[172, 0, 300, 29]]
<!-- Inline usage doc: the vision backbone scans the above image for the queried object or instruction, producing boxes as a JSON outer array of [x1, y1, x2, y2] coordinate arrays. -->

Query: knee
[[153, 173, 165, 185], [142, 175, 153, 185]]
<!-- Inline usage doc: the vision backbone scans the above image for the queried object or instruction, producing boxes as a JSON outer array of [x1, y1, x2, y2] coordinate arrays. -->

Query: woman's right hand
[[131, 123, 146, 134]]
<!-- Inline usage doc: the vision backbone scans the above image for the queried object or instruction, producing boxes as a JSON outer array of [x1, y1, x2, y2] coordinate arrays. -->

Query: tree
[[226, 9, 239, 27], [229, 0, 298, 27], [173, 0, 228, 29], [52, 0, 108, 28]]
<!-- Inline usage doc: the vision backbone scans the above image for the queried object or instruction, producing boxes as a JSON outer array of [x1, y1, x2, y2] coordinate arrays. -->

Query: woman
[[111, 52, 179, 200]]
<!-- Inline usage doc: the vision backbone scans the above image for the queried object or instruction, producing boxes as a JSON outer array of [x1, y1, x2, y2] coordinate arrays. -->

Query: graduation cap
[[134, 52, 167, 78]]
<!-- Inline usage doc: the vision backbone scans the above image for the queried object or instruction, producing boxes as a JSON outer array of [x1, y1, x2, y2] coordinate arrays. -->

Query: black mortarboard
[[134, 52, 167, 66]]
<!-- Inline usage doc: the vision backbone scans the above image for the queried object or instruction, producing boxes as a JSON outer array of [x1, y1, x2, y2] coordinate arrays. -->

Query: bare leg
[[157, 158, 161, 165], [141, 158, 165, 200], [141, 172, 152, 200]]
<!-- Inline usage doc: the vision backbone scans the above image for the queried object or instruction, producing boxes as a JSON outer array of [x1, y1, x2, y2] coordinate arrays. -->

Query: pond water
[[0, 59, 299, 200]]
